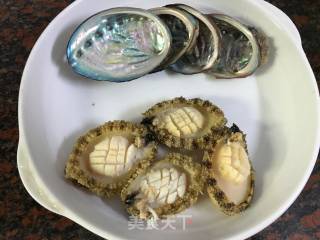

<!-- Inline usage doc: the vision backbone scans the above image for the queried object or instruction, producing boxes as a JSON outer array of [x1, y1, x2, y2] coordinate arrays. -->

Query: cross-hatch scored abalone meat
[[121, 153, 205, 220], [142, 97, 228, 150], [89, 135, 145, 177], [153, 106, 205, 137], [65, 121, 157, 198], [128, 167, 187, 220], [66, 4, 268, 82], [140, 167, 187, 205], [65, 98, 255, 220], [65, 97, 254, 220], [204, 125, 254, 215]]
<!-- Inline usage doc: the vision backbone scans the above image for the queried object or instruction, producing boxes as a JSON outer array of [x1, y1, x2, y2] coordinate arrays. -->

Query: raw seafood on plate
[[65, 121, 157, 198]]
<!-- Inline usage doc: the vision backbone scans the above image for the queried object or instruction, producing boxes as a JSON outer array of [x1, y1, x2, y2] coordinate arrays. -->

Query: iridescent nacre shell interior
[[208, 14, 261, 78], [67, 8, 171, 82], [150, 7, 199, 71], [167, 4, 221, 75]]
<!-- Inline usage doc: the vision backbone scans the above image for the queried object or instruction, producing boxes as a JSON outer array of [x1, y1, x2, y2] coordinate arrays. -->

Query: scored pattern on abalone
[[140, 168, 187, 205], [215, 141, 250, 184], [89, 136, 142, 177], [154, 107, 204, 137]]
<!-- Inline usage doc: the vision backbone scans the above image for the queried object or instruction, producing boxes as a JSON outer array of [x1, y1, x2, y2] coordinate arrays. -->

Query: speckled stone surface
[[0, 1, 319, 239]]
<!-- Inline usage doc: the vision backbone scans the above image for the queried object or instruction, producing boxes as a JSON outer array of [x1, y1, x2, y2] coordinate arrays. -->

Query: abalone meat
[[121, 153, 204, 220], [204, 125, 254, 215], [142, 97, 227, 150], [65, 121, 157, 198]]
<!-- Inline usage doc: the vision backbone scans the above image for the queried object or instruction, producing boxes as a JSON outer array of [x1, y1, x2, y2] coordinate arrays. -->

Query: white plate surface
[[18, 0, 320, 239]]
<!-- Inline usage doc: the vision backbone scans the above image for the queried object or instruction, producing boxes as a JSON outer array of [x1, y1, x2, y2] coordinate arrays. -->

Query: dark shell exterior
[[208, 14, 268, 78], [150, 7, 199, 71], [166, 4, 221, 75]]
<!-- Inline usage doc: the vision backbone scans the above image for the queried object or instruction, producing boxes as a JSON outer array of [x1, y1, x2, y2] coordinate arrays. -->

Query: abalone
[[142, 97, 227, 150], [65, 121, 157, 198], [121, 153, 204, 220], [204, 125, 254, 215]]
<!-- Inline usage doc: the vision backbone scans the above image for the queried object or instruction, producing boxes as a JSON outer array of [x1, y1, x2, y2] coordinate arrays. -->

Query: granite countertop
[[0, 1, 319, 239]]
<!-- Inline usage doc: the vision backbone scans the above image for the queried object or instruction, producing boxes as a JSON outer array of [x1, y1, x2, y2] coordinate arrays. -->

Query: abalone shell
[[67, 8, 171, 82]]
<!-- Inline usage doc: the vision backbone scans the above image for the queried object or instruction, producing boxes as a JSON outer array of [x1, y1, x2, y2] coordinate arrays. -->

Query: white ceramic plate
[[18, 0, 320, 239]]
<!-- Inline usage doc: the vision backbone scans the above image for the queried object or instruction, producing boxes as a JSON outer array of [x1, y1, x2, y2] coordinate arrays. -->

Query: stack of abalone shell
[[67, 4, 268, 82]]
